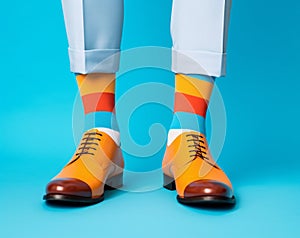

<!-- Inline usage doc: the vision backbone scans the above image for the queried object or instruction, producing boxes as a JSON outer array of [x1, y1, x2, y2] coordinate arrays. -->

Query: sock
[[168, 73, 214, 145], [76, 73, 120, 145]]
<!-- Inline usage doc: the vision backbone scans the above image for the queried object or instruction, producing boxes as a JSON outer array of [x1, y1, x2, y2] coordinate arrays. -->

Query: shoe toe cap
[[46, 178, 92, 198], [184, 180, 233, 198]]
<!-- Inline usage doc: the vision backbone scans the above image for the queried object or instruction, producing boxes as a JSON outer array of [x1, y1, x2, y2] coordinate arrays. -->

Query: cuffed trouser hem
[[172, 48, 227, 77], [68, 48, 121, 74]]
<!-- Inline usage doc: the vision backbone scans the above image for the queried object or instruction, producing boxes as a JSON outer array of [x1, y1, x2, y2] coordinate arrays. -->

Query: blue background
[[1, 0, 299, 237]]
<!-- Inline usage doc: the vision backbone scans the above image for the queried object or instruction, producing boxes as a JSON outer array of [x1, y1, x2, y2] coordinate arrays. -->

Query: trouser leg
[[61, 0, 124, 74], [171, 0, 232, 77]]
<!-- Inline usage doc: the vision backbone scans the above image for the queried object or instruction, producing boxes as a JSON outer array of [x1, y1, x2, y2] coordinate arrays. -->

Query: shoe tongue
[[82, 128, 120, 146], [85, 128, 100, 134], [185, 131, 204, 137], [81, 129, 102, 144]]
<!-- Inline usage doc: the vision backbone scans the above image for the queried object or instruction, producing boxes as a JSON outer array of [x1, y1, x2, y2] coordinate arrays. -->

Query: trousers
[[62, 0, 232, 77]]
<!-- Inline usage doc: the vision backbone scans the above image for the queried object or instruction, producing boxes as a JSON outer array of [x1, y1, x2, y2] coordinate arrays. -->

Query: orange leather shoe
[[162, 131, 235, 206], [43, 129, 124, 204]]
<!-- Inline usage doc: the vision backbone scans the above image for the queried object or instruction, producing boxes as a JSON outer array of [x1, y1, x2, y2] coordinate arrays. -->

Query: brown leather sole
[[163, 174, 236, 206], [43, 173, 123, 205]]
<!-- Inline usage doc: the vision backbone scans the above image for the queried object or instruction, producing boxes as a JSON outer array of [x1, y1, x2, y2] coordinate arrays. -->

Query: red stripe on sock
[[174, 92, 208, 117], [82, 92, 115, 114]]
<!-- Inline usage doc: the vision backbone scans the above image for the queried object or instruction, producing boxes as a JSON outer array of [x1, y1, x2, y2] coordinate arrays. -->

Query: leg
[[61, 0, 124, 134], [44, 0, 124, 205], [163, 0, 235, 206]]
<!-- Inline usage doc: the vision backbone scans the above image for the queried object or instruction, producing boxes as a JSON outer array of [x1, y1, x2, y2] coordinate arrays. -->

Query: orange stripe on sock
[[174, 92, 208, 117], [175, 74, 213, 100], [82, 92, 115, 114], [76, 74, 115, 96]]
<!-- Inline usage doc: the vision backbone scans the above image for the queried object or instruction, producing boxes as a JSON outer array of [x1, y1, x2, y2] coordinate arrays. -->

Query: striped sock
[[76, 73, 120, 145], [168, 74, 214, 145]]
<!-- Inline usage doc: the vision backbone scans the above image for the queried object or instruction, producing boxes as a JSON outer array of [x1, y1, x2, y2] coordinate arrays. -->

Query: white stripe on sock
[[95, 127, 120, 146], [167, 129, 199, 146]]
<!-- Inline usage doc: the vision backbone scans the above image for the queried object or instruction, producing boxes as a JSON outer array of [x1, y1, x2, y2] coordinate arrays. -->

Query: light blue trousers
[[62, 0, 232, 77]]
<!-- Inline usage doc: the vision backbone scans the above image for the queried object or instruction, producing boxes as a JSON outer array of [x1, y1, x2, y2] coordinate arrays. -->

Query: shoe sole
[[43, 173, 123, 205], [177, 195, 236, 206], [43, 193, 105, 205], [163, 174, 236, 206]]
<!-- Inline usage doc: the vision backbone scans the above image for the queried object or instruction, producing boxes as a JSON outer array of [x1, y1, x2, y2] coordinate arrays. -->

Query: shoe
[[162, 131, 235, 206], [43, 128, 124, 205]]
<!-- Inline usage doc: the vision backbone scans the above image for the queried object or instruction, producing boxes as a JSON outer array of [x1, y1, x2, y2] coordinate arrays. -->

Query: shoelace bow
[[185, 134, 220, 169], [66, 132, 102, 166]]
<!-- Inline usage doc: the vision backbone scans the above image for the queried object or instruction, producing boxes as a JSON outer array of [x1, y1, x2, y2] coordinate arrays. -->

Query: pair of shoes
[[44, 130, 235, 207]]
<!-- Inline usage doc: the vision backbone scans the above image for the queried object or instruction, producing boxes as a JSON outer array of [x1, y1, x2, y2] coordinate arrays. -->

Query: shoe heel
[[105, 173, 123, 190], [163, 174, 176, 191]]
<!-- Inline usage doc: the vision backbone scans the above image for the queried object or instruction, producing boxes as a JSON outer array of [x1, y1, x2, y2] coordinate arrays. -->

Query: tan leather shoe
[[43, 128, 124, 204], [162, 131, 235, 206]]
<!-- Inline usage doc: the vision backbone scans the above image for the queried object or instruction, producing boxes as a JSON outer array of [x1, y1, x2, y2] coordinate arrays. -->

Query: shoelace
[[185, 134, 220, 169], [66, 131, 102, 166]]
